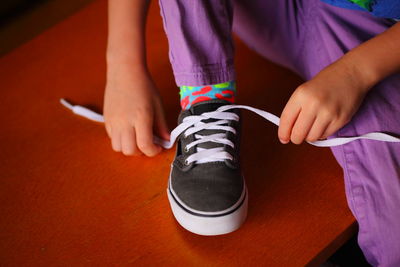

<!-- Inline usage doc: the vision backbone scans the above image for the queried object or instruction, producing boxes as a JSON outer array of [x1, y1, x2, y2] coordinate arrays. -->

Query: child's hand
[[104, 64, 170, 156], [278, 61, 369, 144]]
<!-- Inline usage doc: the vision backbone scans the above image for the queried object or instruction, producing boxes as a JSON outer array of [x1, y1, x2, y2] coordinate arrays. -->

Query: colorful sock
[[179, 81, 236, 109]]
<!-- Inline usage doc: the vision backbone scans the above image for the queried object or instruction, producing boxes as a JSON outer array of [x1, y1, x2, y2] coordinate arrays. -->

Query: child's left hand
[[278, 60, 370, 144]]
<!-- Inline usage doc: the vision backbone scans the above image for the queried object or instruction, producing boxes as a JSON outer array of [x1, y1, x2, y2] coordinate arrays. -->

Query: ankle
[[179, 81, 236, 109]]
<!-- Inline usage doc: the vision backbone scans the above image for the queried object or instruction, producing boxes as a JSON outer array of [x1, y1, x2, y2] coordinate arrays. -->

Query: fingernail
[[280, 139, 289, 144]]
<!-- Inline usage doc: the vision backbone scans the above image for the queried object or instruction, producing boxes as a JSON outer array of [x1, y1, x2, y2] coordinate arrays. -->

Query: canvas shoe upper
[[168, 99, 245, 213]]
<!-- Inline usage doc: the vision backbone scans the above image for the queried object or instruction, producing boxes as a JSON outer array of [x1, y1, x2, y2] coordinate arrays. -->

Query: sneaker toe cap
[[170, 163, 244, 212]]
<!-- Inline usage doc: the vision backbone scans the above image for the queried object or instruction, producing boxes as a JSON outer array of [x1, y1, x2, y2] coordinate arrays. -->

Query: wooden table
[[0, 1, 356, 266]]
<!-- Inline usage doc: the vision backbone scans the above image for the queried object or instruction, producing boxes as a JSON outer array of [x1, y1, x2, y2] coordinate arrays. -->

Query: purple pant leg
[[232, 0, 310, 76], [305, 3, 400, 266], [158, 0, 235, 86], [233, 0, 400, 265]]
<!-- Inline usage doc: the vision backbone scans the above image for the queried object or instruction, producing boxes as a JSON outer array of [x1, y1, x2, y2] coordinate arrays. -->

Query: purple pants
[[158, 0, 400, 265]]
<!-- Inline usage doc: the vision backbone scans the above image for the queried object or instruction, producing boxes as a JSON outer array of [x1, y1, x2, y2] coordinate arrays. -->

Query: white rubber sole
[[167, 182, 248, 236]]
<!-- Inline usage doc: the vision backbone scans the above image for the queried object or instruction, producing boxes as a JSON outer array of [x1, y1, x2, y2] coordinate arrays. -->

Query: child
[[103, 0, 400, 265]]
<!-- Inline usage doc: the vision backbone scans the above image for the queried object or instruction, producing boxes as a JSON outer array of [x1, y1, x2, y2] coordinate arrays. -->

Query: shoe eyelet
[[184, 159, 189, 165], [184, 146, 189, 152]]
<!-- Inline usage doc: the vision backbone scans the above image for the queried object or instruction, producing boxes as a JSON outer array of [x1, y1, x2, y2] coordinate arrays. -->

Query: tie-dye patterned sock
[[179, 81, 236, 110]]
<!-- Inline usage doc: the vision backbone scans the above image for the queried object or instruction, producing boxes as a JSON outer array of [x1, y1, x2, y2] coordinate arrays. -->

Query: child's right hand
[[104, 63, 170, 157]]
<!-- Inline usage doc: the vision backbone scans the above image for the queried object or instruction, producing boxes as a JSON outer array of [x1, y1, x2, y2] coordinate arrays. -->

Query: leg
[[232, 0, 310, 75], [233, 0, 400, 265], [302, 3, 400, 266], [334, 75, 400, 267], [158, 0, 235, 86], [158, 0, 247, 236]]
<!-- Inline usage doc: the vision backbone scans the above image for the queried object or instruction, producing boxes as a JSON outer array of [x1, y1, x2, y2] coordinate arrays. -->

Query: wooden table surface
[[0, 1, 356, 266]]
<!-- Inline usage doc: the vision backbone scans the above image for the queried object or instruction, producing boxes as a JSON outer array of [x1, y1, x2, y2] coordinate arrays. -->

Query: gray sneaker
[[167, 99, 248, 236]]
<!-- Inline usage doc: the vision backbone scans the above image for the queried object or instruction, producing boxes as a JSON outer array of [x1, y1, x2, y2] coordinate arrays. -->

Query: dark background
[[0, 0, 93, 56]]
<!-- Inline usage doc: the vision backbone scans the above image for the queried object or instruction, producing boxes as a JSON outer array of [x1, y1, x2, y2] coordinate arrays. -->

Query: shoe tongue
[[190, 99, 230, 115], [177, 99, 231, 124]]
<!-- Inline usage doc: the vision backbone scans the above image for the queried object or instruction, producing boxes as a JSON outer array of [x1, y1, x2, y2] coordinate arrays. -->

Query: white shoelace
[[60, 98, 400, 163]]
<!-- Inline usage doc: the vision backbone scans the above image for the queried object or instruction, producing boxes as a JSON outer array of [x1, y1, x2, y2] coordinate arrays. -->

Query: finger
[[105, 123, 112, 138], [306, 115, 331, 142], [290, 109, 317, 145], [130, 129, 142, 156], [121, 127, 140, 156], [321, 121, 340, 139], [111, 129, 122, 152], [154, 101, 170, 141], [278, 99, 301, 144], [135, 115, 162, 157]]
